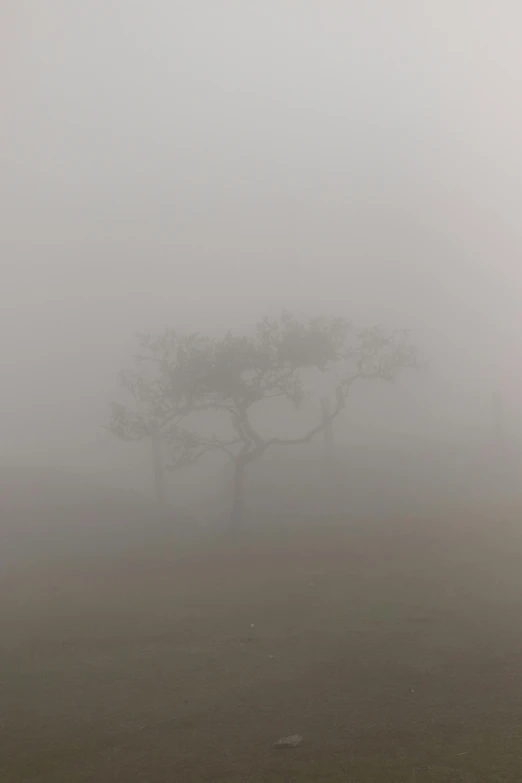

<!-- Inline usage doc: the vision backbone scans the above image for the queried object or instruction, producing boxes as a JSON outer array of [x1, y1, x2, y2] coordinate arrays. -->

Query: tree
[[108, 313, 418, 531]]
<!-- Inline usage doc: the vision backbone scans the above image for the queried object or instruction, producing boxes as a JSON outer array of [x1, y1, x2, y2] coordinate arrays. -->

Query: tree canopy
[[109, 312, 418, 527]]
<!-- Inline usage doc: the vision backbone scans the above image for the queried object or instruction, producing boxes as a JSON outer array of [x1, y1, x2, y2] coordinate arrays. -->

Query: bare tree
[[108, 313, 418, 531]]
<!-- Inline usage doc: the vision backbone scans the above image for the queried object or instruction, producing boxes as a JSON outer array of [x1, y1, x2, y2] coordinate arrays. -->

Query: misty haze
[[2, 3, 522, 781]]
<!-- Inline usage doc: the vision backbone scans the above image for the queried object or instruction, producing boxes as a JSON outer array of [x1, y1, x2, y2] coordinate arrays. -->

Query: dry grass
[[2, 512, 522, 781]]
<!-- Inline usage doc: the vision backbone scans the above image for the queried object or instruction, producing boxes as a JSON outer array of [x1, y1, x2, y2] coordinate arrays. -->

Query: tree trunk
[[492, 391, 506, 458], [230, 458, 246, 534], [321, 395, 337, 517], [321, 396, 336, 486], [150, 421, 167, 509]]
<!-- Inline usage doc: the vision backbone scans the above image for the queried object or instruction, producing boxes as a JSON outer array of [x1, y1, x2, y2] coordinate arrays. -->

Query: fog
[[6, 6, 522, 780], [2, 1, 522, 507]]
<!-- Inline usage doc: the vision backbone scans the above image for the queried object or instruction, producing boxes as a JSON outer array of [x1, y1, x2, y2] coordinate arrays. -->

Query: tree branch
[[235, 406, 265, 448], [264, 388, 345, 450]]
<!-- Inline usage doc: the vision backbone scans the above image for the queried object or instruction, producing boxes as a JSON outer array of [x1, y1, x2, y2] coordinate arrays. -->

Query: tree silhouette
[[108, 313, 418, 531]]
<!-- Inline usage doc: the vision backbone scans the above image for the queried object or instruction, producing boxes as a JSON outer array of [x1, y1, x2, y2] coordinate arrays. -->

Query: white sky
[[2, 2, 522, 482]]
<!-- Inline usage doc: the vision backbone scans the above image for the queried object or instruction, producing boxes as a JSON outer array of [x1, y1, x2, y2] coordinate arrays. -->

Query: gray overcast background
[[2, 2, 522, 494]]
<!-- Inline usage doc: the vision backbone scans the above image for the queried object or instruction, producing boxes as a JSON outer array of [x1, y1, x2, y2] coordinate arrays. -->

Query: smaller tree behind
[[108, 313, 418, 530]]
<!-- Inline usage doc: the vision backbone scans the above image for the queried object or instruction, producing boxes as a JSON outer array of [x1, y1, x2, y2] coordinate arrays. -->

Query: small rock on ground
[[273, 734, 303, 749]]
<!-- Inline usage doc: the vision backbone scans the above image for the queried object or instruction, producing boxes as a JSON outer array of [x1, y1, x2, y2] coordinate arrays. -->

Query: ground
[[2, 512, 522, 782]]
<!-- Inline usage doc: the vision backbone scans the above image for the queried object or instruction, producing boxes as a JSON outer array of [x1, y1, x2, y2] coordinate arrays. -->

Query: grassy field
[[2, 509, 522, 782]]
